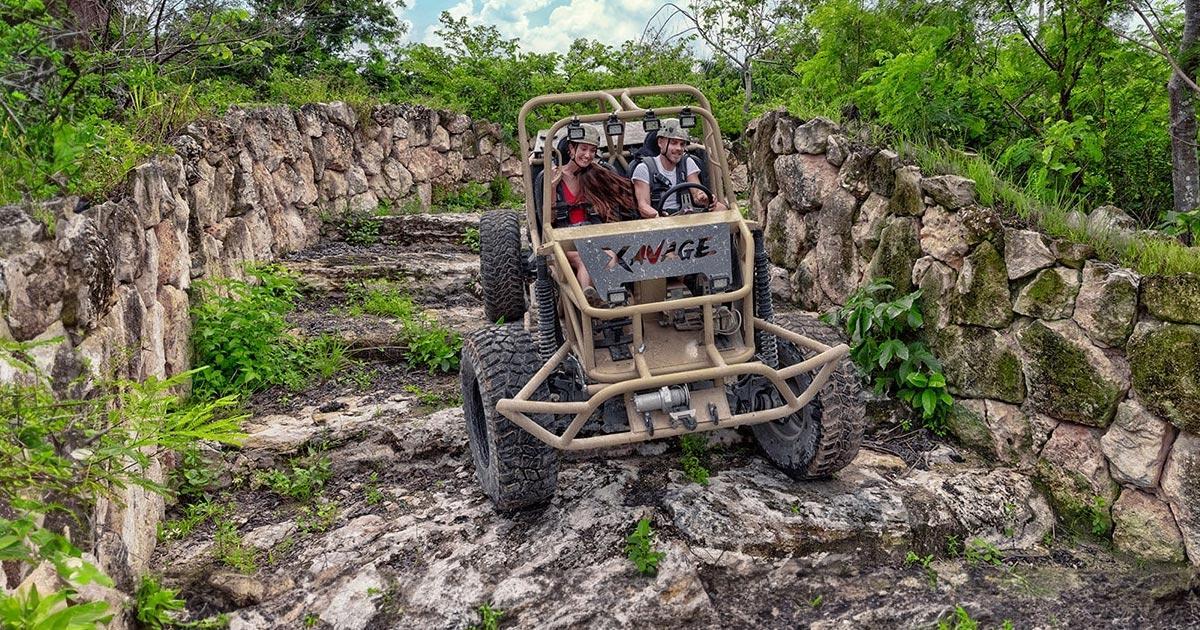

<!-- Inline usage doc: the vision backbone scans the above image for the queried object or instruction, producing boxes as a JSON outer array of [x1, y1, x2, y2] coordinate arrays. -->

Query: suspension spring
[[534, 256, 560, 363], [752, 229, 778, 369]]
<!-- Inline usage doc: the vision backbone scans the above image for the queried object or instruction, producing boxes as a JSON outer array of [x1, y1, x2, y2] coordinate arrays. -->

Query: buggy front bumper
[[495, 318, 850, 451]]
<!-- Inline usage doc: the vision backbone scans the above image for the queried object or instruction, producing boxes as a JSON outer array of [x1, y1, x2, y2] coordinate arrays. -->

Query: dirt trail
[[152, 211, 1200, 629]]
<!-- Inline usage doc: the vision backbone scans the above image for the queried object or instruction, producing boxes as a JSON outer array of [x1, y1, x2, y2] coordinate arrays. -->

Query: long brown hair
[[578, 165, 636, 222]]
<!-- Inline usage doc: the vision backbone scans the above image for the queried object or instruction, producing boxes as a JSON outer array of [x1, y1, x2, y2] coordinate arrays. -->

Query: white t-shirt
[[631, 155, 701, 213]]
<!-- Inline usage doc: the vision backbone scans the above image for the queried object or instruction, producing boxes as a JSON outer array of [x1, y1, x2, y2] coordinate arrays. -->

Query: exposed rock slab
[[1127, 321, 1200, 433]]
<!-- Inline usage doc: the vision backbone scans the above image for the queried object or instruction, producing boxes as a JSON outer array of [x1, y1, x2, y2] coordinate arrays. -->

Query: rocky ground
[[151, 212, 1200, 629]]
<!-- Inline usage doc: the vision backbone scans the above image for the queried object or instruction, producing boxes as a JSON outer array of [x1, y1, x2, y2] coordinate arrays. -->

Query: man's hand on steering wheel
[[655, 182, 717, 216]]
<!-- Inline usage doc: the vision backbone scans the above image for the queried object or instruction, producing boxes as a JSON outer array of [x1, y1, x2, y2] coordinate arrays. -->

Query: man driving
[[631, 119, 727, 216]]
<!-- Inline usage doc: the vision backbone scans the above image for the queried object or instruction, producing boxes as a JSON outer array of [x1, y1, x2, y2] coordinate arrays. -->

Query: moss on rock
[[952, 241, 1012, 329], [933, 325, 1026, 403], [946, 400, 994, 457], [1142, 273, 1200, 325], [1128, 322, 1200, 433], [1035, 459, 1115, 537], [1013, 267, 1079, 320], [866, 216, 921, 295], [1017, 321, 1124, 427]]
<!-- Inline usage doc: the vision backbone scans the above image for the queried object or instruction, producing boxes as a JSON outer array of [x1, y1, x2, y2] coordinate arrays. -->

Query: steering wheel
[[655, 182, 715, 216]]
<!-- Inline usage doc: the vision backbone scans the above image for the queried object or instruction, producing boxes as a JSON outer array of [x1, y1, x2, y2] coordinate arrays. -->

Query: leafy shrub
[[488, 177, 523, 209], [191, 265, 303, 399], [434, 182, 492, 211], [172, 446, 220, 501], [192, 265, 357, 398], [462, 226, 481, 253], [0, 339, 244, 626], [470, 603, 504, 630], [343, 210, 381, 245], [214, 520, 258, 573], [347, 283, 417, 319], [133, 575, 186, 629], [822, 280, 953, 433], [254, 451, 332, 501], [343, 283, 461, 372], [625, 518, 666, 576]]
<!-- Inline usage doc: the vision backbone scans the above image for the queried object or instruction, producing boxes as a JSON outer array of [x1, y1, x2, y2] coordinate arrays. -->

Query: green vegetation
[[823, 280, 953, 433], [192, 265, 357, 400], [678, 434, 712, 485], [470, 603, 504, 630], [625, 518, 666, 577], [403, 384, 463, 410], [133, 575, 186, 629], [904, 550, 938, 588], [0, 335, 245, 629], [462, 226, 481, 253], [214, 519, 258, 573], [345, 283, 463, 373], [963, 538, 1004, 567], [297, 499, 340, 534], [158, 499, 232, 542], [936, 606, 979, 630], [254, 451, 332, 502], [343, 210, 382, 246]]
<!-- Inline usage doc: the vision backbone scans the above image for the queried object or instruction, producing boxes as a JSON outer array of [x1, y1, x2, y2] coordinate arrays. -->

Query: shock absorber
[[534, 255, 560, 363], [752, 229, 778, 369]]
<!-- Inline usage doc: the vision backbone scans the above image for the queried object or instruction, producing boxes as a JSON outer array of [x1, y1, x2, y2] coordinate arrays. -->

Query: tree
[[643, 0, 805, 113]]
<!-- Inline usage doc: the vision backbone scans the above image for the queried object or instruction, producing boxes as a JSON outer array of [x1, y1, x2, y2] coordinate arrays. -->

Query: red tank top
[[559, 182, 587, 225]]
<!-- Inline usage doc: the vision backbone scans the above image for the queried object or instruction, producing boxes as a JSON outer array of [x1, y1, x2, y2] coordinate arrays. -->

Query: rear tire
[[479, 210, 527, 324], [460, 324, 558, 510], [751, 313, 865, 479]]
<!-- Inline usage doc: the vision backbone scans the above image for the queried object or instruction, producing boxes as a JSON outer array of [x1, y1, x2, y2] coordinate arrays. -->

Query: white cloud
[[416, 0, 666, 53]]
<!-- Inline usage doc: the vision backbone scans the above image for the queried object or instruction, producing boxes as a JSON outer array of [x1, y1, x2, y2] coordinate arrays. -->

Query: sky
[[399, 0, 679, 54]]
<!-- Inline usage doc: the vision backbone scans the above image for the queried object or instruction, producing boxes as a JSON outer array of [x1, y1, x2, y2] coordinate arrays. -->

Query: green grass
[[900, 135, 1200, 276]]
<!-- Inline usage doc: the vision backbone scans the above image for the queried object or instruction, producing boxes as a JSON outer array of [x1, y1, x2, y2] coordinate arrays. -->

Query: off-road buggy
[[460, 85, 865, 510]]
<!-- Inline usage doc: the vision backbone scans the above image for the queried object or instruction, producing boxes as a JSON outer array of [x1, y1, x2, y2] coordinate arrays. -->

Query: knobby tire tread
[[461, 324, 558, 510], [480, 210, 526, 323]]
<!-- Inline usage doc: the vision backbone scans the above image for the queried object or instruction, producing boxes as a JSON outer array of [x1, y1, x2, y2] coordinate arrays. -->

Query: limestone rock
[[1161, 431, 1200, 563], [1112, 489, 1186, 563], [1073, 261, 1139, 348], [56, 210, 115, 332], [951, 241, 1012, 329], [0, 204, 40, 257], [918, 205, 970, 269], [825, 133, 849, 166], [770, 116, 797, 154], [1012, 267, 1080, 321], [837, 150, 874, 199], [946, 399, 992, 456], [764, 194, 806, 268], [867, 149, 899, 196], [748, 109, 780, 195], [866, 216, 921, 295], [1017, 319, 1129, 427], [1127, 321, 1200, 433], [933, 325, 1025, 404], [913, 257, 956, 331], [921, 175, 975, 209], [775, 153, 839, 212], [887, 166, 924, 217], [815, 188, 858, 304], [1142, 273, 1200, 325], [1037, 423, 1118, 534], [1099, 399, 1173, 489], [1054, 241, 1095, 270], [1004, 229, 1056, 280], [157, 285, 190, 379], [793, 117, 838, 154], [959, 204, 1003, 247], [851, 193, 888, 257], [3, 246, 65, 341], [209, 572, 267, 607]]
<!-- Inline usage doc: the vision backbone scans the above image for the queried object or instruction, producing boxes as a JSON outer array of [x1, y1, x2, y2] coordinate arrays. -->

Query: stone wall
[[749, 109, 1200, 565], [0, 102, 518, 596]]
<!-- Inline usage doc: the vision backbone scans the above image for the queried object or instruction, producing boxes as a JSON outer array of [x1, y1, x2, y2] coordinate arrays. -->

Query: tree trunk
[[742, 65, 753, 115], [1169, 0, 1200, 215]]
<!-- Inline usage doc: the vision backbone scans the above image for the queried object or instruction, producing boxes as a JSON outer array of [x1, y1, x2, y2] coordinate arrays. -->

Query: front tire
[[460, 324, 558, 510], [751, 313, 866, 479]]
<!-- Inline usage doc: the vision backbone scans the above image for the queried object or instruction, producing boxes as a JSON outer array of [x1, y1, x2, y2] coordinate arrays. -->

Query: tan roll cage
[[504, 84, 850, 451]]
